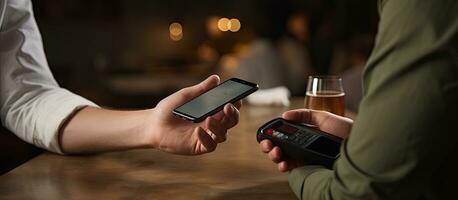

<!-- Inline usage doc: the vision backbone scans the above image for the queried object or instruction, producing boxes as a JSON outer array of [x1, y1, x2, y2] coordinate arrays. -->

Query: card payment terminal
[[257, 118, 343, 169]]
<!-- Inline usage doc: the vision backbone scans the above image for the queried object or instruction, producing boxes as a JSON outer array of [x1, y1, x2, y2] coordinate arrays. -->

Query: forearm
[[60, 106, 154, 154], [288, 166, 333, 200]]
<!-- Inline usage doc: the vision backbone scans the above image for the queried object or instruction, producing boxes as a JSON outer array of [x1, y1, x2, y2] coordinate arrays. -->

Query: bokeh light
[[169, 22, 183, 41], [217, 18, 230, 32], [229, 18, 241, 32], [206, 16, 222, 37]]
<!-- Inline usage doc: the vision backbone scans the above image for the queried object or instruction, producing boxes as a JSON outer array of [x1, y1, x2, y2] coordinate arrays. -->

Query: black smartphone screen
[[173, 78, 258, 122]]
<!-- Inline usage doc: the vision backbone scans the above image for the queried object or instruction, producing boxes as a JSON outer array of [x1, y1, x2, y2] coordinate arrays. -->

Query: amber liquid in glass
[[305, 90, 345, 116]]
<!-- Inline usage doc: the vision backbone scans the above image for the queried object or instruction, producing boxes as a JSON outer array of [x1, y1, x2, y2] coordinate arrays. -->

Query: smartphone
[[173, 78, 258, 122], [257, 118, 342, 168]]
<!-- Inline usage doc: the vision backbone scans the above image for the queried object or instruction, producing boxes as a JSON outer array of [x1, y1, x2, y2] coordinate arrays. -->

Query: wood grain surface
[[0, 99, 311, 200]]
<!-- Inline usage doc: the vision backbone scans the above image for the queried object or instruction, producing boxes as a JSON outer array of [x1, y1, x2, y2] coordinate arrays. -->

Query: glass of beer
[[305, 76, 345, 116]]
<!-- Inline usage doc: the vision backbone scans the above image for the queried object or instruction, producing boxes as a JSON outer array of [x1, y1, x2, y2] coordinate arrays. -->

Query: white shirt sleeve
[[0, 0, 99, 154]]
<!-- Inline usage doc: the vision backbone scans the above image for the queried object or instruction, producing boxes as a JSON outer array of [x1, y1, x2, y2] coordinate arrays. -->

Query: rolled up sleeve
[[0, 0, 98, 154]]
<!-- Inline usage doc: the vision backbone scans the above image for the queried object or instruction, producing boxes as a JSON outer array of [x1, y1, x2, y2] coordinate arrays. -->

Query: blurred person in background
[[277, 11, 315, 96], [260, 0, 458, 199], [1, 0, 241, 155], [229, 0, 289, 91], [226, 2, 314, 97], [338, 35, 374, 113], [233, 38, 288, 90]]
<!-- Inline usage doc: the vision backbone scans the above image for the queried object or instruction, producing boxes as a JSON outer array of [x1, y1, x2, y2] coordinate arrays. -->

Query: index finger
[[260, 139, 274, 153]]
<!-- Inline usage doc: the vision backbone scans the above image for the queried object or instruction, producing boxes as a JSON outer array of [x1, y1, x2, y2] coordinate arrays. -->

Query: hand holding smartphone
[[173, 78, 258, 122]]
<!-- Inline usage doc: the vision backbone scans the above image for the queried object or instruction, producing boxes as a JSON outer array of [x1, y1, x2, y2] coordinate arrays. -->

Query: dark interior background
[[32, 0, 378, 108], [1, 0, 378, 174]]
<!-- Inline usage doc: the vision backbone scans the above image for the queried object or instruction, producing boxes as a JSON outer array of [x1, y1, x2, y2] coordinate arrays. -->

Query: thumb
[[282, 109, 325, 126], [168, 75, 220, 106]]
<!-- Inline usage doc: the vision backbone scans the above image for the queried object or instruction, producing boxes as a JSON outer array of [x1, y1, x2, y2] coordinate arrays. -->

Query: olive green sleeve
[[287, 0, 458, 199]]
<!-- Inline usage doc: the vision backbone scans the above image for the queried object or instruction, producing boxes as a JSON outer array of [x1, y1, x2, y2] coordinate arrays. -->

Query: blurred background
[[32, 0, 378, 112]]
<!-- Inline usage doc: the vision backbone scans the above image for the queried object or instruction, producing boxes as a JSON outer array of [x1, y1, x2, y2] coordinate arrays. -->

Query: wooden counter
[[0, 99, 309, 200]]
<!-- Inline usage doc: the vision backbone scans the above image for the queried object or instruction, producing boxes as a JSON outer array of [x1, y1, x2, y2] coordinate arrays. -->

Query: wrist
[[139, 108, 159, 149]]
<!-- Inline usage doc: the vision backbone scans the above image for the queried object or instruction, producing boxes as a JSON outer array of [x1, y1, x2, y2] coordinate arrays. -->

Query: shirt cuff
[[34, 89, 99, 154]]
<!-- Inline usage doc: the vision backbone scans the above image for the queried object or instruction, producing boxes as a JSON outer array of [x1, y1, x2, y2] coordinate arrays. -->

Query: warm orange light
[[206, 16, 222, 37], [221, 55, 239, 70], [169, 22, 183, 41], [170, 33, 183, 41], [169, 22, 182, 36], [217, 18, 230, 32], [229, 18, 241, 32]]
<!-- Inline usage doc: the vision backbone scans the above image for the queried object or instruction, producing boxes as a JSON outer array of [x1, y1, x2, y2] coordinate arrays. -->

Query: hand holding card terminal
[[257, 118, 343, 169]]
